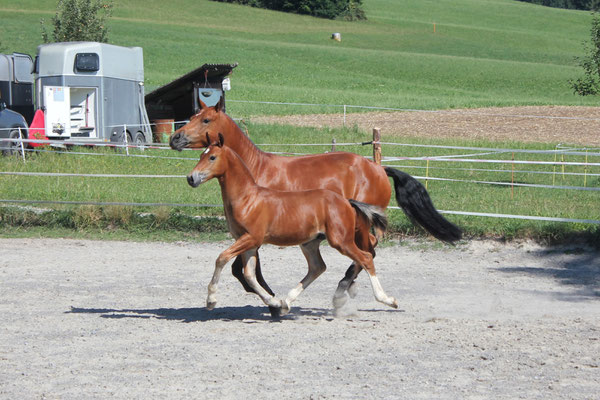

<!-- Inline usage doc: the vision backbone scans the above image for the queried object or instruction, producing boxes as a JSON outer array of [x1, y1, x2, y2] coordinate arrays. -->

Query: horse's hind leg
[[333, 262, 361, 314], [281, 238, 327, 315], [241, 250, 285, 314], [337, 215, 377, 303], [232, 253, 275, 296], [330, 238, 398, 311]]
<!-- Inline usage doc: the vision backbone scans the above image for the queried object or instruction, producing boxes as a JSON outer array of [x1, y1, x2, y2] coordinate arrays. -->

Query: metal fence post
[[123, 124, 129, 156], [18, 127, 26, 162]]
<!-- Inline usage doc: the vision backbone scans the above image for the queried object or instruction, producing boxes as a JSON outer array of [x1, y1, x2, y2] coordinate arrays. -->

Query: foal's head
[[170, 98, 225, 151], [187, 132, 228, 188]]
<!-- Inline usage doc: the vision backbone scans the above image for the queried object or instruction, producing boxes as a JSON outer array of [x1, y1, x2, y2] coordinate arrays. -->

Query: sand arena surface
[[1, 238, 598, 399]]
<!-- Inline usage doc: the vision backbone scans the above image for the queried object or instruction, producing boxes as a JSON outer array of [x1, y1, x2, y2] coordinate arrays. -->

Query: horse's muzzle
[[169, 131, 190, 151], [187, 172, 205, 188]]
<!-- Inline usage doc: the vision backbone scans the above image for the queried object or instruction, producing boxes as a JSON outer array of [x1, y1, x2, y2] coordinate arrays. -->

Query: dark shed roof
[[145, 63, 237, 122]]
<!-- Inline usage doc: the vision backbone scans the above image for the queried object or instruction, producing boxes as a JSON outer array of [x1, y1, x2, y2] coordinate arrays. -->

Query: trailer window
[[75, 53, 99, 72]]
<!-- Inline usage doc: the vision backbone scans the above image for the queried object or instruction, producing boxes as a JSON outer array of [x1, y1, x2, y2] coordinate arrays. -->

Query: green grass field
[[0, 0, 598, 242], [0, 0, 598, 113], [1, 124, 598, 243]]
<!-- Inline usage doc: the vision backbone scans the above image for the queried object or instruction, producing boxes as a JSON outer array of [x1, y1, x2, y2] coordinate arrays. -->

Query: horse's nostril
[[187, 175, 194, 186]]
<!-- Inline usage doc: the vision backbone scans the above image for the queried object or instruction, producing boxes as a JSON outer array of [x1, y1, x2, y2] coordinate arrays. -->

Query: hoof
[[332, 293, 348, 310], [206, 301, 216, 311], [279, 299, 291, 316], [389, 298, 399, 309], [269, 305, 282, 318], [348, 282, 359, 299]]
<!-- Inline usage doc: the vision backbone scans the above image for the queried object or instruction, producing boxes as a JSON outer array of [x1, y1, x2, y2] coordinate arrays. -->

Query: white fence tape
[[1, 199, 598, 225], [387, 207, 600, 225], [0, 199, 220, 208], [0, 171, 184, 178], [1, 170, 596, 191], [411, 175, 600, 191]]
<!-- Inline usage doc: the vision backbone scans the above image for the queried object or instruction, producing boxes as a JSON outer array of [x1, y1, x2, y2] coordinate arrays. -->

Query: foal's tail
[[349, 199, 388, 234], [384, 167, 462, 244]]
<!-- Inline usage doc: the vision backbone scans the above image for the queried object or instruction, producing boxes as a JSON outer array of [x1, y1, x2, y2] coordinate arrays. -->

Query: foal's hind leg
[[281, 238, 327, 315], [330, 237, 397, 311], [338, 217, 377, 303]]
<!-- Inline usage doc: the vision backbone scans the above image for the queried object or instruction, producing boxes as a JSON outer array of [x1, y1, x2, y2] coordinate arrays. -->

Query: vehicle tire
[[1, 129, 24, 157], [134, 132, 146, 145]]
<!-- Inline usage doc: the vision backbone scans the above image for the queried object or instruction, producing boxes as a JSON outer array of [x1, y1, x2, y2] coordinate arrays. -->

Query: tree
[[570, 14, 600, 96], [41, 0, 113, 43], [212, 0, 366, 20]]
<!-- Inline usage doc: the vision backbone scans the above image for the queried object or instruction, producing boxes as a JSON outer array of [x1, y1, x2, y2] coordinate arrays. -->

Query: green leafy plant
[[41, 0, 113, 43], [212, 0, 366, 20], [570, 14, 600, 95]]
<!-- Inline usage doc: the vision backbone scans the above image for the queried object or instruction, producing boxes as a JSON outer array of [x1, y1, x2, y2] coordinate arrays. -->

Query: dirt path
[[1, 238, 598, 399], [252, 106, 600, 147]]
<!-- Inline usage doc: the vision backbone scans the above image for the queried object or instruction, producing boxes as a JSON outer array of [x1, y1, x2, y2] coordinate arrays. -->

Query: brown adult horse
[[170, 99, 461, 312], [187, 133, 396, 315]]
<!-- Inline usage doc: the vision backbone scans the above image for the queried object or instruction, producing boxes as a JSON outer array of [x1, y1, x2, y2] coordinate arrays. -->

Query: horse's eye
[[203, 119, 210, 124], [209, 155, 216, 161]]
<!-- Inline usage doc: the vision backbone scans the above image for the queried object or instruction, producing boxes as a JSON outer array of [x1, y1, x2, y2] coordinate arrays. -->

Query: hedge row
[[211, 0, 366, 20]]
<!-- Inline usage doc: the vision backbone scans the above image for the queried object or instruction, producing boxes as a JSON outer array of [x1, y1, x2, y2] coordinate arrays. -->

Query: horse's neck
[[223, 115, 268, 173], [219, 148, 258, 202]]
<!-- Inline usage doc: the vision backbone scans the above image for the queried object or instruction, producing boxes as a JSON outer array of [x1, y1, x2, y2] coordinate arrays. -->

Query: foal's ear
[[214, 96, 224, 113], [198, 99, 208, 111], [205, 132, 211, 146], [218, 132, 225, 147]]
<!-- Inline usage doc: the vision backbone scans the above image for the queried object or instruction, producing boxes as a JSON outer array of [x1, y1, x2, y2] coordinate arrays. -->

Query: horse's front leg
[[281, 239, 327, 316], [207, 234, 259, 310]]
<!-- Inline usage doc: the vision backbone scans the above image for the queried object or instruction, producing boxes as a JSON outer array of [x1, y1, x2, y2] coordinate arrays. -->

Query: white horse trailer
[[34, 42, 152, 144]]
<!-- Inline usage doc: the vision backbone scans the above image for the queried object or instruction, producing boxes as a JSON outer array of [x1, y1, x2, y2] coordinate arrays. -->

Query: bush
[[515, 0, 600, 10], [212, 0, 366, 20], [41, 0, 114, 43], [570, 14, 600, 95]]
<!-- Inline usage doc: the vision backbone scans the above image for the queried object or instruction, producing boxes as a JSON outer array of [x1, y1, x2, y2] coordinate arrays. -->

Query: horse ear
[[214, 96, 224, 113], [205, 132, 210, 146], [218, 132, 225, 147], [198, 99, 208, 111]]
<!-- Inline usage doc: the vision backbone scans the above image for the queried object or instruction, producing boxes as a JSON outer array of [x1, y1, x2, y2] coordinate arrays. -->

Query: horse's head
[[170, 97, 225, 151], [187, 132, 227, 188]]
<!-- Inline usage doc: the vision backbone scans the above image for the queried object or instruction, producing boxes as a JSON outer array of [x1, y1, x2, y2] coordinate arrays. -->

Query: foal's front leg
[[207, 234, 259, 310], [241, 250, 285, 313]]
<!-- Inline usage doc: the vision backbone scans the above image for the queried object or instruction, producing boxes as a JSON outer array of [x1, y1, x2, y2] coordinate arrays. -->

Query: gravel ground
[[252, 106, 600, 147], [1, 238, 598, 399]]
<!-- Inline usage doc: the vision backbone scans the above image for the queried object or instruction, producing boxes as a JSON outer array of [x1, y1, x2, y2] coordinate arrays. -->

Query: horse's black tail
[[384, 167, 462, 244], [349, 199, 388, 233]]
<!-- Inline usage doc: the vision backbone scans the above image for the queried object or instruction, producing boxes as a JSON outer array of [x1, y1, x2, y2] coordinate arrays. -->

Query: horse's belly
[[264, 217, 322, 247]]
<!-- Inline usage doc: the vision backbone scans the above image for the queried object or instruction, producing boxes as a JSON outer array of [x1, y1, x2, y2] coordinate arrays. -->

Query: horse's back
[[257, 151, 391, 208]]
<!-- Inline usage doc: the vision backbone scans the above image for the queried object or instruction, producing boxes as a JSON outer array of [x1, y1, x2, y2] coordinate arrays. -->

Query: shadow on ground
[[66, 305, 333, 323], [496, 246, 600, 301]]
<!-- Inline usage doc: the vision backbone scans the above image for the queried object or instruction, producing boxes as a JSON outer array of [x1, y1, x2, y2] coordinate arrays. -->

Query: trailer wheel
[[1, 129, 25, 157], [134, 132, 146, 146]]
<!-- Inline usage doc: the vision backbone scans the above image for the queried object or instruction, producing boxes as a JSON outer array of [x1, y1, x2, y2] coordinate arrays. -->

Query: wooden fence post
[[373, 127, 381, 165]]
